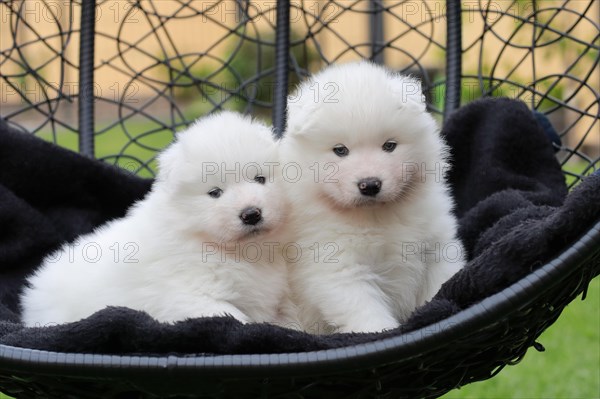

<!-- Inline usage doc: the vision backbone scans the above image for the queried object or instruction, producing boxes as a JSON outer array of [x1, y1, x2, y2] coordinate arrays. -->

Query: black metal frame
[[78, 0, 96, 157], [272, 0, 290, 137], [0, 1, 599, 398]]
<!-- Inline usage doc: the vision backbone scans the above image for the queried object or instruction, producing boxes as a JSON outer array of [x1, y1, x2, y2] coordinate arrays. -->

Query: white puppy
[[21, 112, 289, 327], [280, 61, 464, 334]]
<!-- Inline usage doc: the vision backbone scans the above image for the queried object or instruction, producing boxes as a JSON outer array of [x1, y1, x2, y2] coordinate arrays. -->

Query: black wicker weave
[[0, 0, 599, 398]]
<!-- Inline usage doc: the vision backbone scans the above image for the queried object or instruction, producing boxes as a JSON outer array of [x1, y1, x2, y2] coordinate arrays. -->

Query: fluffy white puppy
[[280, 61, 465, 334], [21, 112, 289, 327]]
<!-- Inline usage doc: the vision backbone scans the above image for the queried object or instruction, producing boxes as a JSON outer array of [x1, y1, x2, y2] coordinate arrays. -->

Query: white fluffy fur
[[280, 61, 465, 334], [20, 112, 290, 327]]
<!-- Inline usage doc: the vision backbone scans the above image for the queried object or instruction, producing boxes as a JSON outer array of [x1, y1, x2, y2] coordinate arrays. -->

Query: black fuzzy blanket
[[1, 98, 599, 354]]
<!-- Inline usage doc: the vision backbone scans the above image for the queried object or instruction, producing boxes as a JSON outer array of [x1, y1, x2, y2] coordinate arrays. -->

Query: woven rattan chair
[[0, 1, 598, 397]]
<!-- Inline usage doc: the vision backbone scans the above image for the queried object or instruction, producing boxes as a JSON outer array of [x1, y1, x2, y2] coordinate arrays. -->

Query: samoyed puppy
[[21, 112, 290, 327], [280, 61, 465, 334]]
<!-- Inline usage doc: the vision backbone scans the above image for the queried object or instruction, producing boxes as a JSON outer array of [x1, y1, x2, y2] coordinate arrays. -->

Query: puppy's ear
[[390, 75, 426, 112], [156, 138, 182, 188], [285, 81, 321, 136]]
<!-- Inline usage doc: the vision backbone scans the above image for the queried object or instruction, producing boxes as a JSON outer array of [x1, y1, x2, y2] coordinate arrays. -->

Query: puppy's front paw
[[196, 302, 251, 324], [339, 317, 400, 334], [222, 309, 251, 324]]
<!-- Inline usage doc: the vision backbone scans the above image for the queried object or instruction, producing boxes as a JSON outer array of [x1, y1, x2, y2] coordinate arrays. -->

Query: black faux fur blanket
[[1, 98, 599, 354]]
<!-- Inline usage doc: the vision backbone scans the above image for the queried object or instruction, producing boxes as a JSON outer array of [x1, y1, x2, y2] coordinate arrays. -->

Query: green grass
[[34, 100, 274, 179], [444, 278, 600, 399], [563, 159, 597, 188], [34, 97, 226, 177], [37, 119, 175, 178]]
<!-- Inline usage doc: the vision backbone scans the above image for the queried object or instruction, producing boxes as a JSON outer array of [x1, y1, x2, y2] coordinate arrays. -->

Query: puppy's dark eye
[[333, 144, 349, 157], [254, 175, 266, 185], [208, 188, 223, 198], [382, 140, 397, 153]]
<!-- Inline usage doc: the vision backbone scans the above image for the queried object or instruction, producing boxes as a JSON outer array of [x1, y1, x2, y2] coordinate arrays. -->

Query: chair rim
[[1, 218, 598, 379]]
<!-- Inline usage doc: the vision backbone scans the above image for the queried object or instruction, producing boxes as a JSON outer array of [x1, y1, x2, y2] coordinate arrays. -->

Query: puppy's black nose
[[357, 178, 382, 196], [240, 207, 262, 225]]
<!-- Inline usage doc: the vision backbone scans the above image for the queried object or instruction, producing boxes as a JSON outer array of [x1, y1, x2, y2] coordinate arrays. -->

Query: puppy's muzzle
[[357, 177, 382, 197], [240, 206, 262, 225]]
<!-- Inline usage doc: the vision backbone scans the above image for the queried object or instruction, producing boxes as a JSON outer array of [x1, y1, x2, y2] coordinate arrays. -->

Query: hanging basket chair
[[0, 1, 598, 398]]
